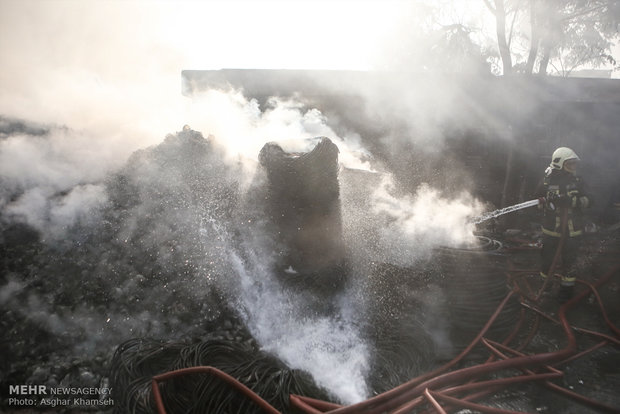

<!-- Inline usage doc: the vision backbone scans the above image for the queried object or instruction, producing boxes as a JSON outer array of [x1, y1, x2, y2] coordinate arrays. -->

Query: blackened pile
[[259, 137, 347, 290], [110, 333, 328, 414]]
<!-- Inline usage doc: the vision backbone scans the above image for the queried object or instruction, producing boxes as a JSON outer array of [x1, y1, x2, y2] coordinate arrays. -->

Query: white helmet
[[550, 147, 580, 170]]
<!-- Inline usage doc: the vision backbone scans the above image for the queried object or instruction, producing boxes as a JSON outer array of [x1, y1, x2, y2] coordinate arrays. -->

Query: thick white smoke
[[0, 126, 117, 240], [5, 184, 108, 241], [340, 171, 485, 270], [183, 89, 371, 173], [371, 176, 483, 265]]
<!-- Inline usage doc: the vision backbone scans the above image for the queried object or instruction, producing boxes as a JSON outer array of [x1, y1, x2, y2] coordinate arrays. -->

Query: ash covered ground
[[1, 123, 245, 410]]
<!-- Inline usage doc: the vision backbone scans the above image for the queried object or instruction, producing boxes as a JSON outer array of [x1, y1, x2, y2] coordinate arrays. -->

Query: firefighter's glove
[[544, 193, 556, 210], [544, 195, 558, 211]]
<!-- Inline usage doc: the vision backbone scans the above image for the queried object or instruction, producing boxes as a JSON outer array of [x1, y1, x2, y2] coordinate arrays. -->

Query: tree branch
[[494, 0, 513, 74], [525, 0, 539, 74], [507, 0, 524, 50], [561, 4, 607, 22], [538, 37, 552, 75], [483, 0, 496, 15]]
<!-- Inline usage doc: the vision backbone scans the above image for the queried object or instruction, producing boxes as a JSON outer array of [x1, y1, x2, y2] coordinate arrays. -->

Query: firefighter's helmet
[[550, 147, 580, 170]]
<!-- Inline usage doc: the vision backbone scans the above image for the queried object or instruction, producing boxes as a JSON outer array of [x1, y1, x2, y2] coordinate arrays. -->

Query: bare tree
[[484, 0, 620, 75], [485, 0, 514, 74]]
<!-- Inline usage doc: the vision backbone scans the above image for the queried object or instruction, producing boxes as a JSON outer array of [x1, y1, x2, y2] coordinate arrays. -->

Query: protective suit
[[536, 147, 591, 301]]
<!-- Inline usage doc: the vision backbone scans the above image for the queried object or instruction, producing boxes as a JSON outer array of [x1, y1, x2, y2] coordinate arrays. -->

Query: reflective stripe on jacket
[[536, 169, 590, 238]]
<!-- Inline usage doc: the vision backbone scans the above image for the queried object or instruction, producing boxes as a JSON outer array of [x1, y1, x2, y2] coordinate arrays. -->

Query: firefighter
[[536, 147, 591, 302]]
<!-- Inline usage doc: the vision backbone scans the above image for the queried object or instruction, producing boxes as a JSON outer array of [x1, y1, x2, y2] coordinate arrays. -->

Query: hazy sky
[[0, 0, 418, 136], [0, 0, 492, 88], [0, 0, 414, 78], [0, 0, 489, 70], [1, 0, 616, 126]]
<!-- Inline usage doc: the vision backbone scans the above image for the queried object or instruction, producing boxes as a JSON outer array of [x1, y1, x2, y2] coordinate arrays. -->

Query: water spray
[[471, 198, 542, 224]]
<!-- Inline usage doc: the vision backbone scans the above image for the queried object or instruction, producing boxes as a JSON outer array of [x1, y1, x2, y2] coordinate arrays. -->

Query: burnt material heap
[[258, 137, 346, 288]]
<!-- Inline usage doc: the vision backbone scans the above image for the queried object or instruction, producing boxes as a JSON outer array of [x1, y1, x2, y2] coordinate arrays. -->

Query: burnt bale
[[258, 137, 346, 288]]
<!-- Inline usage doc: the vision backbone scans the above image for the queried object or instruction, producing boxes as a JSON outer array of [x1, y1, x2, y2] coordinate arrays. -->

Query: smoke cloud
[[183, 90, 371, 174], [370, 177, 483, 265], [4, 184, 107, 240]]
